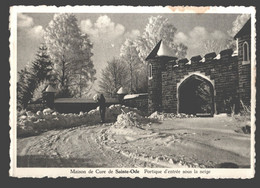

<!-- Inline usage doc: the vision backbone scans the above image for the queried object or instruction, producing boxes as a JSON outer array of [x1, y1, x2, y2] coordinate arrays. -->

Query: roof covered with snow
[[157, 41, 174, 57], [54, 98, 119, 104], [45, 85, 56, 93], [145, 40, 177, 60], [123, 93, 148, 100], [117, 87, 128, 94], [234, 18, 251, 39]]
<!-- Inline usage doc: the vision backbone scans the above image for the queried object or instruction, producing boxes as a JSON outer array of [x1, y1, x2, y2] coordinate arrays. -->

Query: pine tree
[[17, 67, 33, 109], [17, 44, 54, 109], [31, 44, 53, 84]]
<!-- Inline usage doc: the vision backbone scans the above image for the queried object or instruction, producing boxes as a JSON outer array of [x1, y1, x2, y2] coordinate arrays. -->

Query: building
[[234, 18, 251, 109], [42, 19, 251, 115], [146, 19, 251, 115]]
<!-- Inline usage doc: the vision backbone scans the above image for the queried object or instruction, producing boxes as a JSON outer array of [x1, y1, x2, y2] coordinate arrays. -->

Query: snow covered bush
[[17, 105, 143, 137]]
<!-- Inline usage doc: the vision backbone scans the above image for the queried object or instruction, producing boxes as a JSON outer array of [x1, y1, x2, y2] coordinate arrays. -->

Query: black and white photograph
[[9, 6, 256, 178]]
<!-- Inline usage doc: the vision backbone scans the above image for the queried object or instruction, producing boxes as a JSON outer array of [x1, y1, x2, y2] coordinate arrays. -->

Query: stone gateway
[[146, 19, 251, 115]]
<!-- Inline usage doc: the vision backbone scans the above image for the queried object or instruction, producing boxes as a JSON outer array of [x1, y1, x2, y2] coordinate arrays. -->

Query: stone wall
[[237, 34, 251, 108], [148, 57, 177, 114], [147, 49, 247, 115], [148, 58, 162, 114], [123, 94, 148, 115]]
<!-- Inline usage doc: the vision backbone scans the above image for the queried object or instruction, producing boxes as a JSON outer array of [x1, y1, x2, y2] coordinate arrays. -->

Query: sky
[[17, 12, 242, 93]]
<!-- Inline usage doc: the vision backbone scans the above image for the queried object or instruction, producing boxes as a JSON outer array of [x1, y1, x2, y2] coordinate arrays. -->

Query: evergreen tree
[[17, 67, 33, 109], [17, 44, 53, 109], [31, 44, 53, 84]]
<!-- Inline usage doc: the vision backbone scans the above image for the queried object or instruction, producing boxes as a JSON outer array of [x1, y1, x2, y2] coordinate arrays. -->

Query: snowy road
[[17, 124, 159, 168], [17, 116, 251, 168]]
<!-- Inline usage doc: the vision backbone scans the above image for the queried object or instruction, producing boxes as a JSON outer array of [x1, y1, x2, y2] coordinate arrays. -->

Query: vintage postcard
[[9, 6, 256, 178]]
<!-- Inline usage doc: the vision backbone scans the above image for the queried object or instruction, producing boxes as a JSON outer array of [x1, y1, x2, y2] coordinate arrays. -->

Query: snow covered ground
[[17, 113, 250, 168]]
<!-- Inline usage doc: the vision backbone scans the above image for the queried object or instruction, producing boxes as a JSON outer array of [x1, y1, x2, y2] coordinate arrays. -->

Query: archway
[[178, 74, 215, 115]]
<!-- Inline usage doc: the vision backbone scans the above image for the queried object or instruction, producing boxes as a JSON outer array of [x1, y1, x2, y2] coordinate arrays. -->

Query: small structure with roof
[[40, 85, 120, 113], [54, 97, 119, 113], [116, 87, 128, 104], [123, 93, 148, 114], [43, 85, 57, 109]]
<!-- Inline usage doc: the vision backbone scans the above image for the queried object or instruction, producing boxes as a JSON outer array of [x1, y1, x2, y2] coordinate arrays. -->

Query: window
[[242, 42, 250, 65], [149, 64, 152, 79]]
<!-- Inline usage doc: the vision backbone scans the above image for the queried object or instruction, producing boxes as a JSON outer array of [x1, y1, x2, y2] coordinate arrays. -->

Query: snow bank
[[113, 111, 143, 128], [108, 111, 154, 136], [148, 111, 195, 120], [17, 105, 142, 137], [17, 108, 197, 137]]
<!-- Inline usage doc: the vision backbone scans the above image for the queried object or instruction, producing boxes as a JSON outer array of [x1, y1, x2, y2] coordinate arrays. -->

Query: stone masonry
[[147, 50, 240, 114], [146, 19, 251, 115]]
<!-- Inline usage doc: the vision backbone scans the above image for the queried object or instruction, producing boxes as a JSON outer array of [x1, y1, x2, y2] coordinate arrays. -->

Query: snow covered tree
[[31, 80, 48, 102], [17, 67, 34, 109], [99, 57, 128, 97], [31, 44, 54, 84], [135, 16, 187, 61], [44, 13, 96, 97], [120, 39, 146, 93], [202, 15, 251, 53], [69, 33, 96, 98], [17, 44, 54, 109], [228, 14, 251, 38], [227, 14, 251, 49], [202, 39, 230, 54]]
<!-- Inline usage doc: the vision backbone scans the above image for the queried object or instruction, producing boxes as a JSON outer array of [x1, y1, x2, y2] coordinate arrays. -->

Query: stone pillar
[[147, 58, 163, 114]]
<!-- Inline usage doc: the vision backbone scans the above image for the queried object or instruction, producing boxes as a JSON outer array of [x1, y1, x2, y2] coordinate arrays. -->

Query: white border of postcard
[[9, 6, 256, 178]]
